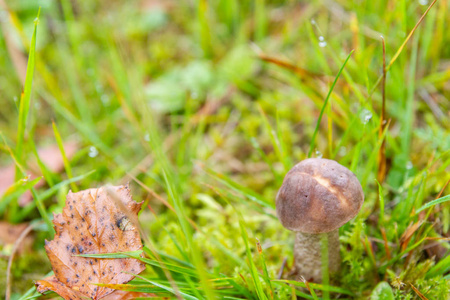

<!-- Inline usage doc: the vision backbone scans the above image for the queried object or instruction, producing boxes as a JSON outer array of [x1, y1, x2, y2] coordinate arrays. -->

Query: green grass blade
[[135, 275, 200, 300], [17, 170, 96, 220], [0, 177, 42, 214], [51, 121, 77, 191], [308, 50, 354, 158], [15, 8, 40, 180], [415, 195, 450, 214]]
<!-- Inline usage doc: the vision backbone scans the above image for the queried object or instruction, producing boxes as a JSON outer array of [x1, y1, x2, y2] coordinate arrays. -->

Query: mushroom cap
[[276, 158, 364, 234]]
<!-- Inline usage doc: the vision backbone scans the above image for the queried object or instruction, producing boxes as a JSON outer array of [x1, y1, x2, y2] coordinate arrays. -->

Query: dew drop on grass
[[88, 146, 98, 158], [315, 149, 323, 158], [419, 0, 428, 5], [100, 95, 110, 105], [318, 36, 327, 47], [360, 109, 372, 124], [0, 10, 8, 22], [406, 161, 413, 170], [190, 91, 198, 99], [144, 133, 150, 142], [20, 175, 30, 183], [311, 19, 316, 25], [338, 146, 347, 156]]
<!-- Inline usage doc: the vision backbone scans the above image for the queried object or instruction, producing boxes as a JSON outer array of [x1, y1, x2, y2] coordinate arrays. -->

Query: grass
[[0, 0, 449, 299]]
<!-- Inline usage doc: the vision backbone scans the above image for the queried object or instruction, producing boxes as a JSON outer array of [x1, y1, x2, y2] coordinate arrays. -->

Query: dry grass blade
[[409, 283, 429, 300], [377, 36, 387, 183], [400, 221, 423, 252], [380, 227, 391, 260], [369, 0, 438, 95], [258, 53, 323, 79]]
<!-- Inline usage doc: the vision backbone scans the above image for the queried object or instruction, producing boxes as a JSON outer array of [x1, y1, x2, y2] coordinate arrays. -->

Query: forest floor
[[0, 0, 449, 299]]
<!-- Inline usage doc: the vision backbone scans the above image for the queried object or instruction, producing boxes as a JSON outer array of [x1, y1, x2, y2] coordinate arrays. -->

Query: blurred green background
[[0, 0, 449, 299]]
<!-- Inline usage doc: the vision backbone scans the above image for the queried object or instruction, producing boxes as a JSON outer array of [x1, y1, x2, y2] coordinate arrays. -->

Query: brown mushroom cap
[[276, 158, 364, 234]]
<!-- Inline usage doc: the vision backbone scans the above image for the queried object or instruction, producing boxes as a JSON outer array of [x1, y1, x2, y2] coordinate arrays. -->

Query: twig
[[6, 223, 37, 300]]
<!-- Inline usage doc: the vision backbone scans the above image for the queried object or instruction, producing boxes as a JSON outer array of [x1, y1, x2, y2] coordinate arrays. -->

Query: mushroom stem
[[294, 229, 340, 283]]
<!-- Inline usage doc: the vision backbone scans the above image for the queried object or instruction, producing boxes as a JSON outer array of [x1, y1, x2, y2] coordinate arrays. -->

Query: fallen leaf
[[38, 184, 146, 300]]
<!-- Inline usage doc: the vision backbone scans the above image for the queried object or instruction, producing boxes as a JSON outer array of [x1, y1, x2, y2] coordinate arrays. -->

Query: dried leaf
[[40, 185, 146, 300]]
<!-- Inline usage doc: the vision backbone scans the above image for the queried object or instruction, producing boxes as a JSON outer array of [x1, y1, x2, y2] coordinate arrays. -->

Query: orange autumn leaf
[[36, 185, 146, 300]]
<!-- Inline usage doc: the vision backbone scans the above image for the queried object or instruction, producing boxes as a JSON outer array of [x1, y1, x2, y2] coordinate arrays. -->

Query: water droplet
[[419, 0, 428, 5], [311, 19, 316, 25], [338, 146, 347, 156], [100, 95, 110, 105], [144, 133, 150, 142], [406, 161, 413, 170], [319, 41, 327, 47], [20, 175, 30, 183], [359, 109, 372, 124], [13, 96, 18, 102], [319, 36, 325, 41], [0, 10, 8, 22], [88, 146, 98, 158], [315, 149, 323, 158]]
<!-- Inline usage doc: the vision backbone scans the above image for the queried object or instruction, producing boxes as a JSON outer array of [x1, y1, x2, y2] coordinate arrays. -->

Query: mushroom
[[276, 158, 364, 282]]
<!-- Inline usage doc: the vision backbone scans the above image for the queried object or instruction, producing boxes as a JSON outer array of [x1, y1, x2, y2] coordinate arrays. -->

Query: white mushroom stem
[[294, 229, 340, 283]]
